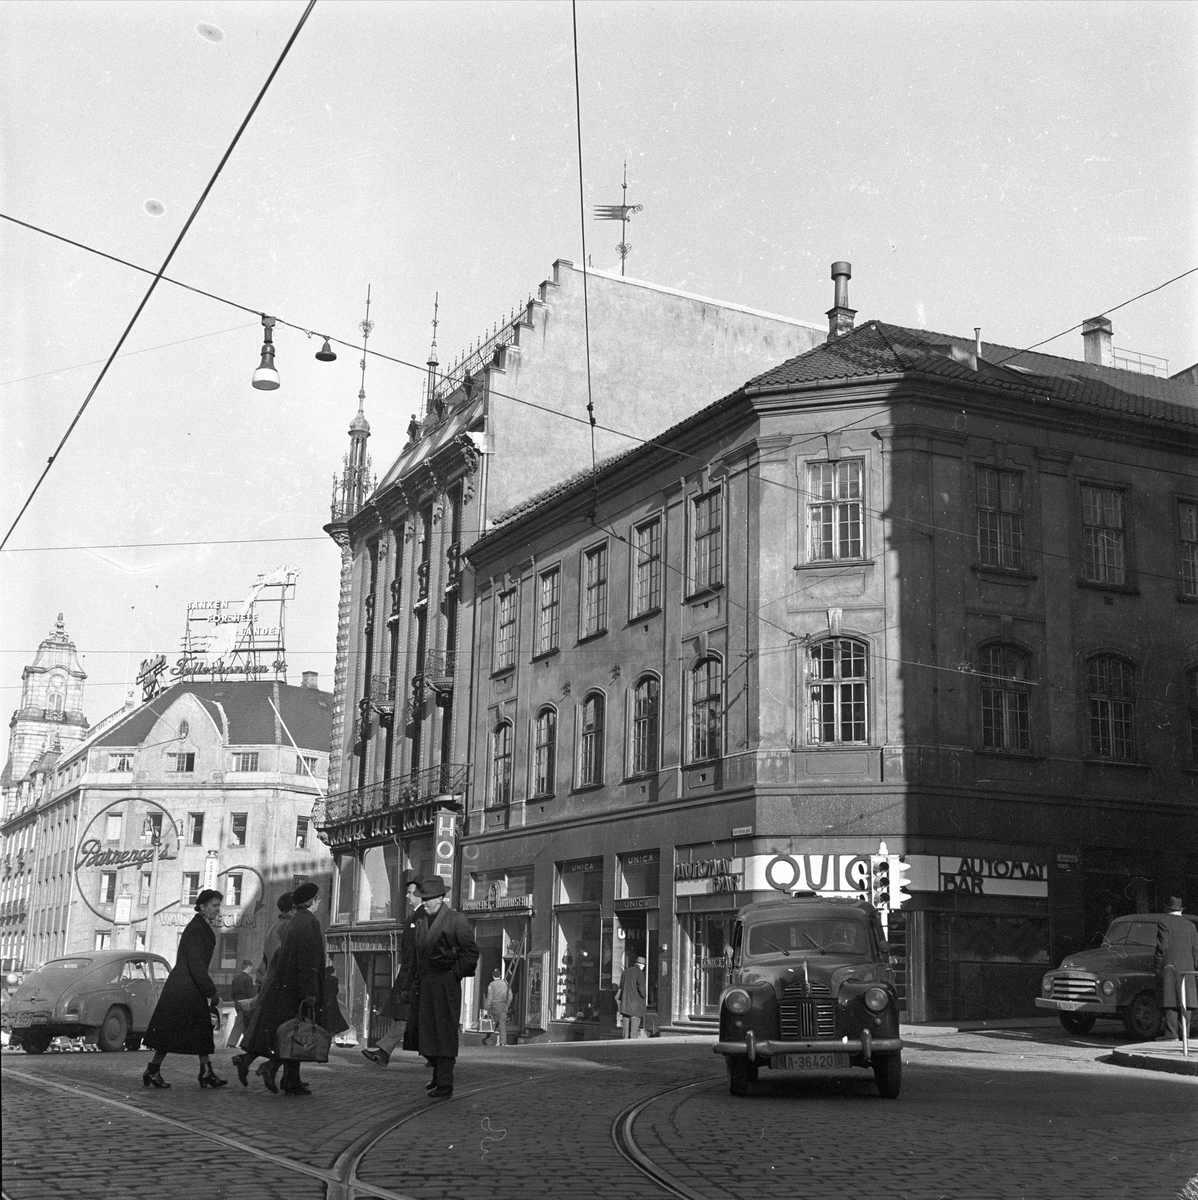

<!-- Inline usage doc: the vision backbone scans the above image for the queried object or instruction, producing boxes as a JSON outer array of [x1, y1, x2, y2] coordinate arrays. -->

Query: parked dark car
[[1035, 912, 1198, 1040], [713, 894, 904, 1098], [8, 952, 172, 1053]]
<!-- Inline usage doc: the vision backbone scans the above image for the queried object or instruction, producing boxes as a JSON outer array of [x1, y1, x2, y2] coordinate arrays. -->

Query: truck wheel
[[22, 1031, 53, 1054], [97, 1006, 129, 1052], [1122, 992, 1162, 1041], [873, 1051, 902, 1099], [728, 1057, 758, 1096], [1059, 1012, 1096, 1036]]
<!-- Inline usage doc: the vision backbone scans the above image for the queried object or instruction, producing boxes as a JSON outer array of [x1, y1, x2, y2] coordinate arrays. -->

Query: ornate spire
[[425, 292, 440, 415], [330, 287, 375, 521]]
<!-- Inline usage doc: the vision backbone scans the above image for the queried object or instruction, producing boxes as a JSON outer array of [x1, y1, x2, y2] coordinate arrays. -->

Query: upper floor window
[[583, 544, 609, 637], [187, 812, 204, 846], [690, 658, 723, 762], [229, 813, 247, 847], [167, 752, 195, 774], [99, 872, 117, 904], [1087, 655, 1135, 760], [495, 590, 517, 671], [296, 755, 318, 776], [182, 873, 201, 906], [533, 708, 557, 797], [1179, 500, 1198, 600], [1188, 668, 1198, 764], [107, 753, 133, 773], [537, 568, 561, 654], [978, 644, 1031, 752], [295, 816, 310, 850], [104, 812, 122, 843], [178, 720, 190, 739], [977, 467, 1024, 571], [227, 873, 243, 907], [807, 638, 867, 744], [692, 489, 723, 590], [809, 461, 862, 562], [231, 752, 258, 773], [490, 721, 513, 806], [632, 676, 660, 775], [579, 693, 605, 786], [633, 518, 662, 615], [1081, 484, 1126, 585]]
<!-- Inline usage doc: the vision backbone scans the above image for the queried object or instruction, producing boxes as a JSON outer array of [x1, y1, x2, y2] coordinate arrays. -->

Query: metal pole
[[145, 822, 161, 956]]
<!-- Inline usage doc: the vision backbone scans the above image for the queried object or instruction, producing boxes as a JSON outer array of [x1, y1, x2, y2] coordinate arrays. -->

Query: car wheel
[[1122, 991, 1162, 1041], [727, 1057, 758, 1096], [1058, 1012, 1097, 1036], [22, 1031, 53, 1054], [873, 1051, 902, 1099], [97, 1006, 130, 1052]]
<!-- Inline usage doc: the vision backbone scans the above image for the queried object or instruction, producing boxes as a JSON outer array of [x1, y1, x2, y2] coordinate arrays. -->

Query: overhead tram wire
[[0, 0, 318, 552]]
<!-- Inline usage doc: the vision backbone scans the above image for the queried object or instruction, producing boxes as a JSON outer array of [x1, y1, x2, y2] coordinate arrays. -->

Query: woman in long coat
[[237, 881, 326, 1096], [141, 889, 228, 1089]]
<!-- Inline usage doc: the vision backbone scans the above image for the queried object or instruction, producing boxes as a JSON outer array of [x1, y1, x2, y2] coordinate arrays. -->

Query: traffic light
[[888, 855, 913, 910], [870, 854, 891, 910]]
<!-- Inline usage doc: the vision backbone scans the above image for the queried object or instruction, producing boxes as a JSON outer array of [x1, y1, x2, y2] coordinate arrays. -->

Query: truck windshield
[[746, 919, 868, 958], [1105, 921, 1157, 947]]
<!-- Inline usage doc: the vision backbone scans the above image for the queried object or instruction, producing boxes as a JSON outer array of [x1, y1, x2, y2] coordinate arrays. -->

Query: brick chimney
[[826, 261, 856, 340], [1082, 316, 1113, 367], [301, 671, 319, 690]]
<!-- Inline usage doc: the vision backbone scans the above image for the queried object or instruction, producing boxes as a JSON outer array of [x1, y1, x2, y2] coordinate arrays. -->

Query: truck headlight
[[724, 989, 751, 1015], [864, 987, 889, 1012], [1100, 979, 1115, 997], [1041, 977, 1053, 996]]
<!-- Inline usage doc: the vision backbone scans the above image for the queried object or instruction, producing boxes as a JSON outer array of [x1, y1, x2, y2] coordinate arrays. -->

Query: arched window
[[579, 693, 605, 786], [47, 674, 65, 715], [1087, 655, 1135, 760], [632, 676, 660, 775], [807, 638, 867, 744], [691, 658, 723, 762], [533, 708, 557, 796], [979, 644, 1031, 751], [491, 721, 513, 806]]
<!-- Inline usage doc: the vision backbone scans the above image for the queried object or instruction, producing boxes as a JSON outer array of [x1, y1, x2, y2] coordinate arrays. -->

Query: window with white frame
[[1179, 500, 1198, 600], [231, 752, 259, 772], [1087, 655, 1135, 760], [296, 754, 318, 776], [631, 676, 660, 775], [978, 644, 1031, 752], [295, 816, 310, 850], [976, 467, 1024, 570], [104, 812, 122, 842], [579, 693, 605, 785], [227, 873, 243, 907], [230, 813, 247, 847], [690, 658, 723, 761], [533, 707, 557, 796], [537, 567, 560, 654], [1081, 484, 1127, 585], [633, 518, 662, 615], [692, 489, 723, 590], [107, 753, 133, 772], [187, 812, 204, 846], [99, 872, 117, 904], [491, 721, 513, 806], [808, 461, 863, 562], [494, 590, 517, 671], [807, 638, 868, 744], [583, 544, 609, 637], [167, 752, 195, 773], [139, 871, 152, 904], [182, 873, 201, 906], [94, 930, 111, 951]]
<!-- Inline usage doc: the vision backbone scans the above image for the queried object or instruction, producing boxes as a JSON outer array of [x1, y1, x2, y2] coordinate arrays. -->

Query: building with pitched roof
[[458, 270, 1198, 1034]]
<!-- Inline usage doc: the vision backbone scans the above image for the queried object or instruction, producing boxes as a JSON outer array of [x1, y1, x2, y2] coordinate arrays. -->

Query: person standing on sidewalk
[[481, 968, 511, 1047], [617, 955, 647, 1039], [405, 877, 478, 1099], [141, 889, 228, 1090], [362, 881, 423, 1067], [225, 959, 259, 1049], [261, 892, 294, 977], [1155, 897, 1198, 1041]]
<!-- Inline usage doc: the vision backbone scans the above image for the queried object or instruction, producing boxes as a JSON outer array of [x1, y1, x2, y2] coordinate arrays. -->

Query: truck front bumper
[[1035, 998, 1117, 1016]]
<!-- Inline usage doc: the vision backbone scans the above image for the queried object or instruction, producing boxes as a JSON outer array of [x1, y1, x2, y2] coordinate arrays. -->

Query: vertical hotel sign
[[434, 809, 457, 886]]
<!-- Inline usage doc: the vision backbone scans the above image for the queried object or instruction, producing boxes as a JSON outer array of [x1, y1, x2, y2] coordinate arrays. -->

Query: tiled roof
[[92, 682, 331, 751]]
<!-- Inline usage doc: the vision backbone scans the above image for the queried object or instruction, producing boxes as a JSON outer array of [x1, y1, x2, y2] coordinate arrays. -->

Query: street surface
[[2, 1024, 1195, 1200]]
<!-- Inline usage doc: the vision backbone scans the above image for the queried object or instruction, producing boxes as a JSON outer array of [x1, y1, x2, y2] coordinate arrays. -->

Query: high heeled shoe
[[198, 1063, 229, 1088], [256, 1060, 280, 1094], [142, 1062, 171, 1089]]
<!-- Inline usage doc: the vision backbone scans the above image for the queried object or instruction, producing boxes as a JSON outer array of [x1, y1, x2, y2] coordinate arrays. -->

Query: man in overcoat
[[617, 954, 648, 1039], [1155, 896, 1198, 1040], [402, 876, 478, 1098]]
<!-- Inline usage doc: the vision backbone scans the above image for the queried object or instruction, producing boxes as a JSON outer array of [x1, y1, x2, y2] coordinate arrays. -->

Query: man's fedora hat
[[1166, 896, 1185, 911], [417, 877, 449, 899]]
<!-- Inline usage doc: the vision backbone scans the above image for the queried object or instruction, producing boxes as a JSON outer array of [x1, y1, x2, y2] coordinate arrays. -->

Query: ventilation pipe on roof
[[1082, 316, 1114, 367], [826, 262, 856, 340]]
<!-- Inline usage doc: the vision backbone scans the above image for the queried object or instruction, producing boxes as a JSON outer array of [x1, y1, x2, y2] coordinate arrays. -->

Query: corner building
[[462, 302, 1198, 1035]]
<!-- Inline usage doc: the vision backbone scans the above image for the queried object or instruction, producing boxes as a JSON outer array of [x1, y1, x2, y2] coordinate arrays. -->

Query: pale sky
[[2, 0, 1196, 724]]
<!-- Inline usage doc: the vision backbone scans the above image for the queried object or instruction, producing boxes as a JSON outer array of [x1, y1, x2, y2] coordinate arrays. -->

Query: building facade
[[460, 296, 1198, 1035]]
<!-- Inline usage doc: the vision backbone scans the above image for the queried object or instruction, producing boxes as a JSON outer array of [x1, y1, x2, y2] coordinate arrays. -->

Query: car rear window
[[42, 958, 93, 971], [746, 919, 869, 957], [1106, 921, 1156, 946]]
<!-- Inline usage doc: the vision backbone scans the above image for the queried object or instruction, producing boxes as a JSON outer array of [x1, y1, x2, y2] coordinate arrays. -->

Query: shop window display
[[557, 857, 603, 904], [555, 911, 601, 1022], [357, 844, 402, 923]]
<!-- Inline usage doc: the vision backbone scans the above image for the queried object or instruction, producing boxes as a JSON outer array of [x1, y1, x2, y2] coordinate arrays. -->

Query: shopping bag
[[275, 1007, 331, 1062]]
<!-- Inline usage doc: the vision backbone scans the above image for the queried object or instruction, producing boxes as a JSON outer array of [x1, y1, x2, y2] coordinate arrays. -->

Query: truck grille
[[778, 982, 836, 1040], [1048, 976, 1098, 1002]]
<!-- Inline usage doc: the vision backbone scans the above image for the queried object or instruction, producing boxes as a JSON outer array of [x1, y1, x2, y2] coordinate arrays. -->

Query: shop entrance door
[[616, 912, 658, 1014], [353, 951, 394, 1045]]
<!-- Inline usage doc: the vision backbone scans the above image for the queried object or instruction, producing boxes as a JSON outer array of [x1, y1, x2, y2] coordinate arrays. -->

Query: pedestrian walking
[[225, 959, 259, 1049], [141, 889, 228, 1090], [261, 892, 294, 977], [402, 877, 478, 1099], [481, 967, 511, 1047], [617, 954, 647, 1039], [362, 881, 422, 1067], [234, 881, 327, 1096], [1155, 896, 1198, 1041]]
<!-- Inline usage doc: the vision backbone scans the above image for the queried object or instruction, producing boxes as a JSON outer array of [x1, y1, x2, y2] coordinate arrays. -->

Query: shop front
[[553, 857, 603, 1035], [461, 866, 536, 1041]]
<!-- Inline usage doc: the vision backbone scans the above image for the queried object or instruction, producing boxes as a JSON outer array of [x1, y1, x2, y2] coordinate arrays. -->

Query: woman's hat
[[194, 888, 223, 910], [293, 881, 320, 905], [417, 877, 449, 899]]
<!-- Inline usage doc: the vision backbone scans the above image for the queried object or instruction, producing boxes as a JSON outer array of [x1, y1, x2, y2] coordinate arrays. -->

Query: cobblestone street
[[3, 1025, 1196, 1200]]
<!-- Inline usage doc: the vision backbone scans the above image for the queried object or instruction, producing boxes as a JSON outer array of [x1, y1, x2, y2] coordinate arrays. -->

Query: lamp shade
[[252, 343, 280, 390], [315, 338, 337, 362]]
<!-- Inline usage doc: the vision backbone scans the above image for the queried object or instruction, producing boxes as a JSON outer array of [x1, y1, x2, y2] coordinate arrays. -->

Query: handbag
[[275, 1002, 331, 1063]]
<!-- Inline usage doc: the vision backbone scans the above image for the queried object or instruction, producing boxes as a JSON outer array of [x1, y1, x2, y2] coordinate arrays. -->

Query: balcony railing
[[371, 674, 397, 703], [315, 763, 468, 828], [423, 649, 457, 682]]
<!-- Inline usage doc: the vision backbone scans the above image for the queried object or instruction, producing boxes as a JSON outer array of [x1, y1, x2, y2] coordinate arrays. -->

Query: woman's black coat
[[143, 914, 218, 1056], [241, 906, 327, 1060]]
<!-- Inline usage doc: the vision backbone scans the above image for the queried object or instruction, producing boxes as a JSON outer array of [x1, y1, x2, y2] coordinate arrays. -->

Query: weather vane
[[593, 161, 643, 276], [358, 285, 374, 404]]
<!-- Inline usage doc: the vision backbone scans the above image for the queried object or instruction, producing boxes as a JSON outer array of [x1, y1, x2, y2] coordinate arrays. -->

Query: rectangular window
[[187, 813, 204, 846], [228, 873, 243, 907], [1081, 484, 1126, 585], [104, 812, 122, 843], [976, 467, 1024, 570], [979, 646, 1031, 752], [183, 873, 201, 906], [495, 589, 516, 671], [107, 753, 133, 772], [295, 817, 310, 850], [134, 931, 146, 952], [230, 813, 247, 847], [139, 871, 152, 905], [93, 931, 110, 951], [100, 872, 117, 904], [231, 752, 259, 772], [1088, 657, 1135, 760], [219, 933, 238, 971], [583, 544, 609, 637], [1180, 500, 1198, 600], [633, 518, 662, 615], [537, 568, 560, 654], [296, 755, 318, 776], [167, 752, 195, 773], [693, 489, 723, 589], [809, 461, 863, 561], [808, 639, 868, 744], [141, 812, 163, 846]]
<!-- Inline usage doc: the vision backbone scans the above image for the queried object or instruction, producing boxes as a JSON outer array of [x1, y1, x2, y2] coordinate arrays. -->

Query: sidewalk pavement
[[1111, 1040, 1198, 1076]]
